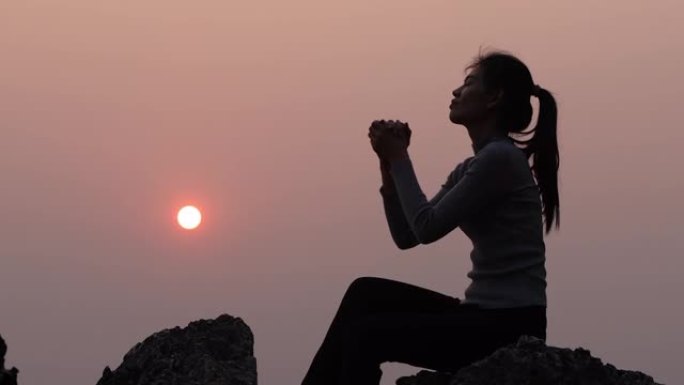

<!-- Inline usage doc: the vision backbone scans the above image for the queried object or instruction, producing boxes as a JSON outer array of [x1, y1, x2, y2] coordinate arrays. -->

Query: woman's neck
[[466, 120, 508, 153]]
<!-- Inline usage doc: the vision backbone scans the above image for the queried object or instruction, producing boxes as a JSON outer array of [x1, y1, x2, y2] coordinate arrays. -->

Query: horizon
[[1, 1, 682, 384]]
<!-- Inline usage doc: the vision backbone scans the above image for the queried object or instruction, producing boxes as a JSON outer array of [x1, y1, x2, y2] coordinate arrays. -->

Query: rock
[[0, 333, 19, 385], [396, 335, 662, 385], [96, 314, 256, 385]]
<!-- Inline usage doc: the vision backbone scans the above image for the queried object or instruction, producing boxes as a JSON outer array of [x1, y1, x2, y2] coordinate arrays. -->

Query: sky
[[1, 1, 682, 384]]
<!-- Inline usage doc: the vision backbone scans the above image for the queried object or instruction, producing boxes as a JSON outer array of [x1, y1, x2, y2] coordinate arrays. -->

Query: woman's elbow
[[392, 236, 419, 250], [396, 241, 419, 250], [413, 228, 446, 245], [409, 216, 449, 245]]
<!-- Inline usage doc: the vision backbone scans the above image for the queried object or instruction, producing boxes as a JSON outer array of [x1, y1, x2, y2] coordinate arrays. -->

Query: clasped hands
[[368, 119, 412, 166]]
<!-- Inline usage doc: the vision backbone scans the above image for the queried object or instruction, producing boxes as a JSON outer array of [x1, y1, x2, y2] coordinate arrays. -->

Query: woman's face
[[449, 67, 495, 126]]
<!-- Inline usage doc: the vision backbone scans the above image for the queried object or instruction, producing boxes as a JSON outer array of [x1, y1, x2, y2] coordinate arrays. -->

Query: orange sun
[[177, 205, 202, 230]]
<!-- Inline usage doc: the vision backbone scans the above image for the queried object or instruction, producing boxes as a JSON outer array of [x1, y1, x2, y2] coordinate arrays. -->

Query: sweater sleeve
[[380, 161, 468, 249], [389, 145, 514, 244]]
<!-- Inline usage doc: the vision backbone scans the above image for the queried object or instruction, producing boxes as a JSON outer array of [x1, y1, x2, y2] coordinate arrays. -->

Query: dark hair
[[0, 333, 6, 357], [467, 50, 560, 233]]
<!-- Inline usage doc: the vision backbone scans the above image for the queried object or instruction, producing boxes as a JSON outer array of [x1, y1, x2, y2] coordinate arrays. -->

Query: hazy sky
[[1, 1, 682, 384]]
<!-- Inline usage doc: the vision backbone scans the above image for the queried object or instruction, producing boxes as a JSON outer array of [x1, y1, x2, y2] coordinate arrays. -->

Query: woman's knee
[[339, 277, 385, 309], [345, 277, 390, 300]]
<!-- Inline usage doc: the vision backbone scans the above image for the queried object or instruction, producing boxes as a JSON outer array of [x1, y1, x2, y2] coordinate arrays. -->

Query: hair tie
[[533, 84, 541, 97]]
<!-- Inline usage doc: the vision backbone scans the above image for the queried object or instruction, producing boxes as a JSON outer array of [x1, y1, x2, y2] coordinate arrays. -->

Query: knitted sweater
[[380, 136, 546, 309]]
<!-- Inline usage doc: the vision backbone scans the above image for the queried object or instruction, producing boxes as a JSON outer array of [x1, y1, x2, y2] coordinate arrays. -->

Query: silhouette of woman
[[301, 51, 559, 385]]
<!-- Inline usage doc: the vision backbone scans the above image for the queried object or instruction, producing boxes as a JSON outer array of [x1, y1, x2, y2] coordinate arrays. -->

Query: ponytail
[[529, 87, 560, 233]]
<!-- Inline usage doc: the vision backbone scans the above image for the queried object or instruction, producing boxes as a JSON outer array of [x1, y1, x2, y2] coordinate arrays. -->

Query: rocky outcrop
[[0, 334, 18, 385], [396, 335, 662, 385], [96, 314, 256, 385], [3, 317, 666, 385]]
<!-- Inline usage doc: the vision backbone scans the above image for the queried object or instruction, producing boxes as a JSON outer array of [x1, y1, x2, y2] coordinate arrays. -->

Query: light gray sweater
[[380, 136, 546, 309]]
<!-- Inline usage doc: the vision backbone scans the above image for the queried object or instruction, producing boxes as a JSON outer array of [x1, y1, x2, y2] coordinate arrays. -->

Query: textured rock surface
[[396, 335, 662, 385], [0, 334, 19, 385], [96, 314, 256, 385]]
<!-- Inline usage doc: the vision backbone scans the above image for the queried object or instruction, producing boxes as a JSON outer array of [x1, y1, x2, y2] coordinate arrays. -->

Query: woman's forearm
[[379, 159, 419, 249], [380, 159, 396, 194]]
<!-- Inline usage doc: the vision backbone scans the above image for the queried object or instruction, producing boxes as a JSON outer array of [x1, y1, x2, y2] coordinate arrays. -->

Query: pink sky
[[1, 1, 682, 384]]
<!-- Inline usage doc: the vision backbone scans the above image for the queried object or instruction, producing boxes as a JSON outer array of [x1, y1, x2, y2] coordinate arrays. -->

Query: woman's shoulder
[[480, 137, 519, 153], [478, 138, 528, 165]]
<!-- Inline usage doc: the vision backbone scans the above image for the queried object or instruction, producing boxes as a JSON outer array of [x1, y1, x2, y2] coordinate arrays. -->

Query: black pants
[[301, 276, 546, 385]]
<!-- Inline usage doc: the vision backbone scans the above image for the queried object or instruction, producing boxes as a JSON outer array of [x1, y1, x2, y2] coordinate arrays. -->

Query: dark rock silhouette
[[96, 314, 256, 385], [396, 335, 662, 385], [1, 317, 666, 385], [0, 334, 18, 385]]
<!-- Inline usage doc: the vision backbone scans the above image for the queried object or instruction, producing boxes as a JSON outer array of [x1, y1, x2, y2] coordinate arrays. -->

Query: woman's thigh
[[337, 277, 461, 321], [339, 307, 534, 373]]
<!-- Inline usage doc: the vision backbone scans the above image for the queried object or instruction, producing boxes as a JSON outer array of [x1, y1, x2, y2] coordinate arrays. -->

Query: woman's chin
[[449, 111, 462, 124]]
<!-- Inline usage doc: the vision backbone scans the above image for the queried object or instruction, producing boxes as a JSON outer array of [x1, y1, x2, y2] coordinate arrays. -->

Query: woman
[[301, 51, 559, 385]]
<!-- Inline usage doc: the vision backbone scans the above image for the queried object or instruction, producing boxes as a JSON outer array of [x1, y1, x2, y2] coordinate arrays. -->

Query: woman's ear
[[485, 89, 504, 111]]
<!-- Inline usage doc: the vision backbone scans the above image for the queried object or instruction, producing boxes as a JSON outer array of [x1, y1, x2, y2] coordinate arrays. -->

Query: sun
[[177, 205, 202, 230]]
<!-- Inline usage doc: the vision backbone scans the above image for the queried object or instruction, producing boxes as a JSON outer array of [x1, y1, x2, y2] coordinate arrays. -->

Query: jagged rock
[[396, 335, 662, 385], [96, 314, 256, 385], [0, 334, 19, 385]]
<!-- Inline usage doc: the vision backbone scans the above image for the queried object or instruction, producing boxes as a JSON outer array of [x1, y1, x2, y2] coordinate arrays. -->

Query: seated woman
[[301, 50, 560, 385]]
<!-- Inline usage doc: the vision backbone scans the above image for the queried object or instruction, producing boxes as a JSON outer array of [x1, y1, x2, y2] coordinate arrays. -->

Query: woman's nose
[[452, 88, 460, 97]]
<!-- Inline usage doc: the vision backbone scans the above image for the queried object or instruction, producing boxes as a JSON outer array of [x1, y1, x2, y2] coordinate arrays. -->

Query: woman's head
[[452, 50, 560, 233], [450, 51, 535, 131]]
